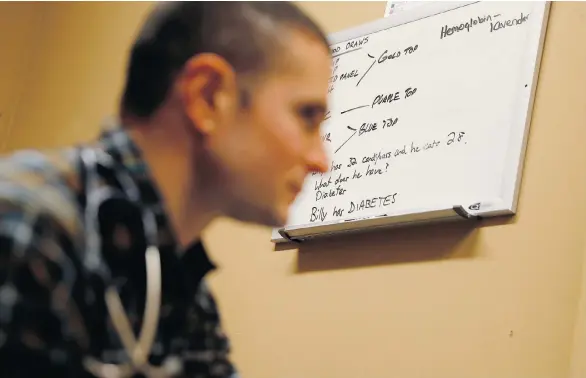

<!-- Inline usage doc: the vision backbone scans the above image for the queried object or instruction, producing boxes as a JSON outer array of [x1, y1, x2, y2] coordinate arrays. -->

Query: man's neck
[[122, 111, 218, 248]]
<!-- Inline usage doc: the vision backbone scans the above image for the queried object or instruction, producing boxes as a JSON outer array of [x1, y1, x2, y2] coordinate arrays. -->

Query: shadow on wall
[[275, 215, 515, 273]]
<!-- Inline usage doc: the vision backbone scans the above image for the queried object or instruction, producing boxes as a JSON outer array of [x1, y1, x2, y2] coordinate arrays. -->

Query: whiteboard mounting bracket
[[452, 205, 482, 220]]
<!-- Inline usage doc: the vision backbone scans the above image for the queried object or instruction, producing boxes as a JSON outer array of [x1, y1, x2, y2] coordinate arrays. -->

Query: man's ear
[[178, 53, 238, 135]]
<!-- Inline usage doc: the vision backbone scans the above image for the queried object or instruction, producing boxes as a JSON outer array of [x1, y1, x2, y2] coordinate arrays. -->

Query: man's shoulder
[[0, 147, 84, 241]]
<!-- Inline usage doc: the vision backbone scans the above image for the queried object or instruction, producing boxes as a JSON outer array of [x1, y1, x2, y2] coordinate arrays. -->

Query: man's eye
[[299, 108, 318, 121], [298, 106, 324, 130]]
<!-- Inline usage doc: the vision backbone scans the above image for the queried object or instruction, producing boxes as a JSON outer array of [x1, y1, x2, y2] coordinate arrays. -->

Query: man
[[0, 2, 330, 377]]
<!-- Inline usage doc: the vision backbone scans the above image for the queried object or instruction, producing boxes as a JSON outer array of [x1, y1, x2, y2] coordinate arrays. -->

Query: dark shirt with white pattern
[[0, 123, 237, 377]]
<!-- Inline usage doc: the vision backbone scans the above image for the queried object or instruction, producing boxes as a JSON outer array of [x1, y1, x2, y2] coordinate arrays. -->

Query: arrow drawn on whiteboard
[[357, 54, 376, 87], [334, 126, 357, 154], [340, 105, 369, 114]]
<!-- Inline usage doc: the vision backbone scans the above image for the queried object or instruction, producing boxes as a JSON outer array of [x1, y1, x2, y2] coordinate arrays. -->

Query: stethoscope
[[77, 147, 180, 378]]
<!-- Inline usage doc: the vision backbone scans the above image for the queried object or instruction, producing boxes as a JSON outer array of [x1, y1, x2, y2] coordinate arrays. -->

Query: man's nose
[[306, 137, 329, 174]]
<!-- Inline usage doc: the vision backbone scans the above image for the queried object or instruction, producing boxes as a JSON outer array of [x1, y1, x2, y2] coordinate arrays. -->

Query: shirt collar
[[95, 120, 216, 280]]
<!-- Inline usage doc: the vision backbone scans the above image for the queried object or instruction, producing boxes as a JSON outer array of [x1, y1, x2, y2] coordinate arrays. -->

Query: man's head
[[121, 2, 331, 228]]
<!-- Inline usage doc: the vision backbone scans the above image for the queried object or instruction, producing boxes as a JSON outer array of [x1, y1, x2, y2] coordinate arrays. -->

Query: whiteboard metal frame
[[272, 1, 551, 243]]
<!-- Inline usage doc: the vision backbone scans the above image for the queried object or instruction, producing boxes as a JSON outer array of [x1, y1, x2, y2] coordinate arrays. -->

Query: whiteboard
[[273, 1, 550, 243]]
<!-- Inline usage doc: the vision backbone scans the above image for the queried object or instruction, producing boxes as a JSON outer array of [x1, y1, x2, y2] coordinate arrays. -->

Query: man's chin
[[256, 209, 288, 229], [228, 204, 289, 229]]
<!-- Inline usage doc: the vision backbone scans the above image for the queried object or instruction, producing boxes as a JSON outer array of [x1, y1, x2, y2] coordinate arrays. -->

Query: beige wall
[[1, 2, 586, 378], [0, 2, 45, 152], [5, 2, 154, 149], [571, 247, 586, 378]]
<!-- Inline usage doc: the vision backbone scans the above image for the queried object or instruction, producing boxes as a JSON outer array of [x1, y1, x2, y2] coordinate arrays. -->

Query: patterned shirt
[[0, 122, 237, 377]]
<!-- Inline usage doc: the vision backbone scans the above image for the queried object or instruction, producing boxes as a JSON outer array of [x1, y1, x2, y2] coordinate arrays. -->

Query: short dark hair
[[120, 1, 329, 119]]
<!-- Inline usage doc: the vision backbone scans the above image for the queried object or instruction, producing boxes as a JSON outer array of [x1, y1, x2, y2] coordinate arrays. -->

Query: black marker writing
[[312, 193, 399, 221], [357, 44, 419, 87], [359, 122, 377, 136], [339, 70, 360, 81], [404, 45, 418, 55], [341, 105, 369, 114], [446, 131, 466, 145], [332, 48, 362, 58], [372, 92, 400, 107], [362, 151, 392, 165], [346, 37, 369, 50], [315, 186, 347, 202], [330, 69, 361, 85], [328, 59, 340, 94], [357, 56, 376, 87], [440, 14, 494, 39], [405, 87, 417, 98], [331, 58, 340, 74], [314, 176, 332, 192], [372, 87, 417, 108], [382, 117, 399, 128], [334, 126, 357, 154], [377, 49, 401, 64], [330, 37, 370, 59], [330, 160, 342, 172], [350, 117, 400, 140], [310, 206, 327, 222], [365, 164, 385, 177], [490, 13, 530, 33], [307, 128, 471, 218], [335, 173, 349, 185], [347, 193, 398, 214]]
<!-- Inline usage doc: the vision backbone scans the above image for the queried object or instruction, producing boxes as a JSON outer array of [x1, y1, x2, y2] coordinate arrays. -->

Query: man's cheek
[[276, 118, 305, 148]]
